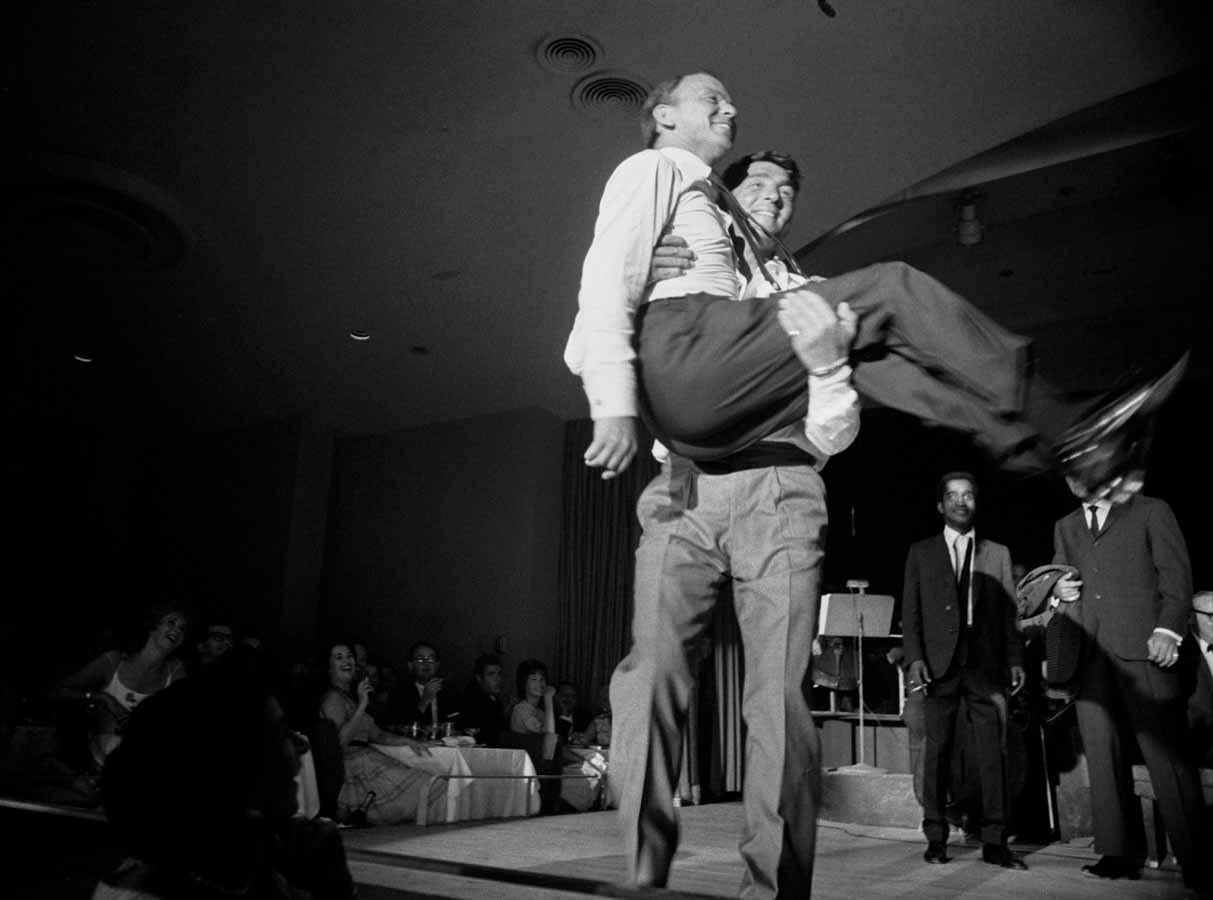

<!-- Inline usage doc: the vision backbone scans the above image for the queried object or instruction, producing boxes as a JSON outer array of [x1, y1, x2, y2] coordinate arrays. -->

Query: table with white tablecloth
[[294, 742, 540, 825], [371, 744, 539, 824]]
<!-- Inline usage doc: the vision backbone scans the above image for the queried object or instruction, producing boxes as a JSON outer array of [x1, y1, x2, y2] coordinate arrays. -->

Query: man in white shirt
[[901, 473, 1026, 870], [577, 72, 857, 900]]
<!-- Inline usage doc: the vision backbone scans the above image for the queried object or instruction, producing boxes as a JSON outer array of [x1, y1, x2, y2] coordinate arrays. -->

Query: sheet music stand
[[818, 582, 895, 774]]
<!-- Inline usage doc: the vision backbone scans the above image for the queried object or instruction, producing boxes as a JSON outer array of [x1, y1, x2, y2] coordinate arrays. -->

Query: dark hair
[[473, 653, 501, 678], [118, 600, 191, 656], [639, 71, 718, 148], [721, 150, 801, 194], [515, 658, 549, 701], [937, 471, 978, 501], [101, 647, 287, 873], [407, 640, 439, 663]]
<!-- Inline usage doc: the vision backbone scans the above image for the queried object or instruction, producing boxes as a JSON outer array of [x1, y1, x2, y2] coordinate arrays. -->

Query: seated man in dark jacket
[[459, 653, 508, 746]]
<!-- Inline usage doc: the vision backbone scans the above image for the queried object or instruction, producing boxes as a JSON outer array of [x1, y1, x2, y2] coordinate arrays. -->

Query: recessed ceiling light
[[73, 353, 94, 363], [349, 331, 371, 341]]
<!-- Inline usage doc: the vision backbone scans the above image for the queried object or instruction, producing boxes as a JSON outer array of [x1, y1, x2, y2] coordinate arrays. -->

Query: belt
[[697, 441, 817, 474]]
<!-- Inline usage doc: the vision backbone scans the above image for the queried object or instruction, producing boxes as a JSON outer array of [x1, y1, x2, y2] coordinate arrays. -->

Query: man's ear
[[651, 104, 676, 131], [936, 501, 944, 517]]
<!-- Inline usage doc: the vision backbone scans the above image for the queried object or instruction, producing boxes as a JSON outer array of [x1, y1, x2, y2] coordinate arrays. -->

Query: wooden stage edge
[[341, 801, 1194, 900]]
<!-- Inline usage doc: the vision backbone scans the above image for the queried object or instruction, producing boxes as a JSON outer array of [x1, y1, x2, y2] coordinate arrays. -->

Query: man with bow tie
[[1049, 484, 1207, 890]]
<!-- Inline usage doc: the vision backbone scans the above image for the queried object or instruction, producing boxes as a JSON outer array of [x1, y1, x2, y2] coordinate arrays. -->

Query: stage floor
[[343, 801, 1192, 899]]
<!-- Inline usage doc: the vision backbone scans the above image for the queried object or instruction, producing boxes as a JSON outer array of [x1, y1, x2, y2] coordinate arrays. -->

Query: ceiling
[[6, 1, 1208, 436]]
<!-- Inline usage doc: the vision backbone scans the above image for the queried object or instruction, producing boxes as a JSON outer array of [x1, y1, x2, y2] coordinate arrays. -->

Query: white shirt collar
[[943, 525, 975, 548], [655, 145, 714, 183]]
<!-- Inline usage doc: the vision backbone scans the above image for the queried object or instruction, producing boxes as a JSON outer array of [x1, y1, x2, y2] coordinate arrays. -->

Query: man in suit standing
[[902, 472, 1027, 869], [1050, 488, 1207, 890], [1183, 590, 1213, 767]]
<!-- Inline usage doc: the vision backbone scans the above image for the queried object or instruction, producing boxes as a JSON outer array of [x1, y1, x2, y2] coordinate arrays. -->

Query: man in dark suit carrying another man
[[902, 472, 1027, 869]]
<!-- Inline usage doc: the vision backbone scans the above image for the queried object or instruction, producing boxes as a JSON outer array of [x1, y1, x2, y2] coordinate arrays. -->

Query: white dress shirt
[[944, 526, 975, 625], [564, 146, 859, 464]]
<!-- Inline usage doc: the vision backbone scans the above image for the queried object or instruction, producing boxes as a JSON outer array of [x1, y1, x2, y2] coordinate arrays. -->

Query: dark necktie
[[955, 536, 973, 626], [1088, 505, 1100, 540], [728, 227, 753, 283], [705, 173, 781, 289]]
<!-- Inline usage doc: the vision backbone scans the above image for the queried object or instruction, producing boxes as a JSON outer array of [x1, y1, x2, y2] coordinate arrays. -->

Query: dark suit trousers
[[635, 261, 1052, 469], [921, 653, 1009, 846], [1076, 647, 1207, 873]]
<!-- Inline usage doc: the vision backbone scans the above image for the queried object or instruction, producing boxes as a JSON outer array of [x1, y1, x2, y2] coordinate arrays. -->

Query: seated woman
[[509, 658, 557, 740], [508, 659, 562, 812], [318, 641, 435, 825], [56, 602, 190, 769], [95, 648, 357, 899]]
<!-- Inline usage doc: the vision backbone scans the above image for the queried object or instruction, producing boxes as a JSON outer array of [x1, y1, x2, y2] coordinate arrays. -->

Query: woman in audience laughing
[[319, 640, 434, 825]]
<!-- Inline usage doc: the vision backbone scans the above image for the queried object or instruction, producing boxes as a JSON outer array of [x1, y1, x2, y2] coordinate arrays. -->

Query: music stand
[[818, 585, 895, 774]]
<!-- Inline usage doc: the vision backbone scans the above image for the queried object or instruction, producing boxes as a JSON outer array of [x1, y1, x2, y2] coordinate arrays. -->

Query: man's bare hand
[[1146, 631, 1180, 668], [907, 659, 932, 692], [775, 288, 854, 372], [1010, 665, 1026, 695], [649, 233, 695, 283], [1054, 574, 1082, 603], [585, 416, 638, 480]]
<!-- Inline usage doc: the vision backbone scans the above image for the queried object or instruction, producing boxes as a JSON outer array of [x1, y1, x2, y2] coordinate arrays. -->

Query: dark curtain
[[555, 419, 658, 710]]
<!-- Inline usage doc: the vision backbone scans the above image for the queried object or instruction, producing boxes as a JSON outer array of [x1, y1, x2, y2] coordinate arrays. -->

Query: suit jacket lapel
[[1097, 496, 1134, 541]]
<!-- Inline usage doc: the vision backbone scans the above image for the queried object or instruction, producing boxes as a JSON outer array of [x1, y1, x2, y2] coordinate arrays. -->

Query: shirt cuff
[[582, 364, 638, 419], [1152, 627, 1183, 644]]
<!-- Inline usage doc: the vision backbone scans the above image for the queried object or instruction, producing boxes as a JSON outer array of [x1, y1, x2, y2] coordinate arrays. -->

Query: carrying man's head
[[641, 72, 736, 165]]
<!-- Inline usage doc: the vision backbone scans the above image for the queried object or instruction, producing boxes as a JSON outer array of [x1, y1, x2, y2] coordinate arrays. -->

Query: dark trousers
[[1076, 647, 1207, 881], [921, 660, 1010, 846], [636, 261, 1059, 468]]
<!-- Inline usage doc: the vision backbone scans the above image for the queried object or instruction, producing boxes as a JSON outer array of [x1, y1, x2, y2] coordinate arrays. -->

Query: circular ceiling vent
[[571, 71, 651, 116], [536, 34, 602, 74], [4, 156, 185, 271]]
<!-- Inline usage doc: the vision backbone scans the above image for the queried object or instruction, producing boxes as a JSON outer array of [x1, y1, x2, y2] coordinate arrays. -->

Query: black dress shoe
[[924, 842, 949, 864], [982, 844, 1027, 870], [1081, 856, 1141, 880], [1055, 352, 1189, 501]]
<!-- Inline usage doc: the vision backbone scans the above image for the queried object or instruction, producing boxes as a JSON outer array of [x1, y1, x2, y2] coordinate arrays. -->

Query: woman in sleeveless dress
[[57, 602, 190, 768], [319, 641, 435, 825]]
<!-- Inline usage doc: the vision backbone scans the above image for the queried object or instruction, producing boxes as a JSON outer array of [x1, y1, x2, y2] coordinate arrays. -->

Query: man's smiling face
[[732, 159, 797, 242], [656, 73, 737, 165]]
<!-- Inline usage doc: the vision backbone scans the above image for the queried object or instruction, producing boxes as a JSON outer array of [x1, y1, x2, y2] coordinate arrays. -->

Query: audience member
[[1183, 590, 1213, 766], [403, 640, 459, 731], [192, 619, 235, 671], [460, 653, 508, 746], [510, 659, 557, 737], [56, 602, 190, 769], [94, 648, 357, 899], [508, 658, 560, 814], [902, 472, 1026, 870], [319, 641, 435, 825], [583, 684, 612, 748], [554, 681, 590, 745]]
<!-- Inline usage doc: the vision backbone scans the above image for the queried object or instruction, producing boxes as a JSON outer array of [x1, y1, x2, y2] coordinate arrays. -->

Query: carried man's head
[[723, 151, 801, 253], [641, 72, 736, 165]]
